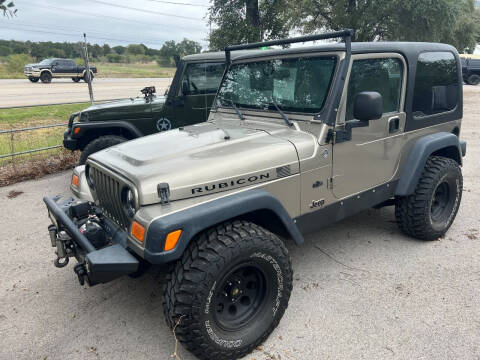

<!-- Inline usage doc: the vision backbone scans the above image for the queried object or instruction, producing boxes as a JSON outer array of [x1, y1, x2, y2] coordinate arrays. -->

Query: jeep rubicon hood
[[88, 121, 300, 205], [81, 96, 165, 121]]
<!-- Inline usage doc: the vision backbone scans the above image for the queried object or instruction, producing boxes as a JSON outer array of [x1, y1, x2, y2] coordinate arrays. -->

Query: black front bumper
[[44, 196, 139, 286]]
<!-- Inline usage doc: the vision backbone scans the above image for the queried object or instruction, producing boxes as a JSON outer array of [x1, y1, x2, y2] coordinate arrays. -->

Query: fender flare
[[40, 69, 52, 75], [73, 121, 143, 140], [81, 69, 94, 76], [143, 189, 304, 264], [395, 132, 463, 196]]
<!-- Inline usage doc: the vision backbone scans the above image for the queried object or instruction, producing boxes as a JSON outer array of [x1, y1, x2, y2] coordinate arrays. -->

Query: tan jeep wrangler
[[44, 30, 466, 360]]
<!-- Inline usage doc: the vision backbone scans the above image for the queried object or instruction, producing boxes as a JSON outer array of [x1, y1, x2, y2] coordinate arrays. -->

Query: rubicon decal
[[191, 172, 272, 194]]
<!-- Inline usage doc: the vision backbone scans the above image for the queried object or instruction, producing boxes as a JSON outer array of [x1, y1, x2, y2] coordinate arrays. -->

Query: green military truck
[[45, 31, 466, 359], [63, 52, 227, 164]]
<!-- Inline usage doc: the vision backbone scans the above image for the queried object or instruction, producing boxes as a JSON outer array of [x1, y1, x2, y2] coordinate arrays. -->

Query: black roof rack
[[224, 29, 354, 63]]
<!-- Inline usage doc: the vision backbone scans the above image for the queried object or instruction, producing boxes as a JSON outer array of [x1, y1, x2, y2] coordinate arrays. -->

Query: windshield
[[39, 59, 53, 65], [217, 56, 337, 114]]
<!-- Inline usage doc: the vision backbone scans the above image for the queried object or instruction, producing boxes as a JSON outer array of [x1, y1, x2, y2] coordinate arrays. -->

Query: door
[[331, 54, 407, 199], [54, 60, 75, 77], [173, 61, 225, 127]]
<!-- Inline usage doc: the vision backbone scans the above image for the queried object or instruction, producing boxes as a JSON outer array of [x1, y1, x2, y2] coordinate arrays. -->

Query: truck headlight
[[122, 187, 137, 217]]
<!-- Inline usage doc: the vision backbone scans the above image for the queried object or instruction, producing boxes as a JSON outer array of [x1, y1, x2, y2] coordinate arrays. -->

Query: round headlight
[[123, 188, 136, 217]]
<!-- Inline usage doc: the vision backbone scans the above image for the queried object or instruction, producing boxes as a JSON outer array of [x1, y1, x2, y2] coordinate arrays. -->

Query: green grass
[[0, 103, 89, 127], [0, 61, 175, 79], [0, 103, 90, 161]]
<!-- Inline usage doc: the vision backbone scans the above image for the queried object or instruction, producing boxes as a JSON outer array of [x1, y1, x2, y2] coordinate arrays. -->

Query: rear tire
[[72, 77, 81, 82], [163, 220, 293, 360], [28, 76, 39, 83], [467, 74, 480, 86], [395, 156, 462, 240], [78, 135, 126, 165], [40, 72, 52, 83]]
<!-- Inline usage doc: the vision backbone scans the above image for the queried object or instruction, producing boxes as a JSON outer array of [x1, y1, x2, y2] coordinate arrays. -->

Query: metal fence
[[0, 122, 67, 162]]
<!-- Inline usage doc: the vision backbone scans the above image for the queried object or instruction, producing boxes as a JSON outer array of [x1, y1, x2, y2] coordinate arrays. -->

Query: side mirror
[[353, 91, 383, 121]]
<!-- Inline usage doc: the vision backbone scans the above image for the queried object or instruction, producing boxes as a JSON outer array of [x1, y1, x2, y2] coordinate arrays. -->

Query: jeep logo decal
[[191, 173, 271, 194], [156, 118, 171, 132]]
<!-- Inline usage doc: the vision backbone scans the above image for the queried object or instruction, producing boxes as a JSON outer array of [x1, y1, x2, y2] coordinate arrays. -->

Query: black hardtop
[[231, 42, 459, 63]]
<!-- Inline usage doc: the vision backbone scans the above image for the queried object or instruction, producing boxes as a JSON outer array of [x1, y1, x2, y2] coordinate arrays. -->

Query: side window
[[181, 62, 225, 96], [346, 58, 403, 120], [413, 52, 458, 117]]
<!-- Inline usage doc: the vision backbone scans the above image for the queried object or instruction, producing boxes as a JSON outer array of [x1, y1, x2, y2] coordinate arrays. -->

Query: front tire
[[163, 220, 293, 360], [395, 156, 462, 240], [40, 72, 52, 83], [78, 135, 126, 165], [467, 74, 480, 86], [72, 77, 81, 82], [28, 76, 39, 83]]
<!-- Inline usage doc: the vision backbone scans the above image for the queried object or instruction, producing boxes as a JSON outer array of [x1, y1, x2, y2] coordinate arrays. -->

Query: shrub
[[106, 53, 122, 63], [6, 54, 34, 73]]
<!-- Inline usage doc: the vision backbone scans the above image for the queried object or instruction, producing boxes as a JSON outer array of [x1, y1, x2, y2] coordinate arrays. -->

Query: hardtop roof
[[182, 49, 266, 62]]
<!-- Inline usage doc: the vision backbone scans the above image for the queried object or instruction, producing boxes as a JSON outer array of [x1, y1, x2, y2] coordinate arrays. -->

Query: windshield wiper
[[218, 96, 244, 121], [270, 100, 293, 127]]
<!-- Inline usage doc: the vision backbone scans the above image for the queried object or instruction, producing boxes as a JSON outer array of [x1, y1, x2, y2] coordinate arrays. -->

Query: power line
[[1, 24, 168, 46], [84, 0, 205, 22], [144, 0, 208, 7]]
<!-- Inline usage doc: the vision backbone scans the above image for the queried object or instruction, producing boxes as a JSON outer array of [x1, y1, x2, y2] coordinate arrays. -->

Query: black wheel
[[40, 72, 52, 83], [163, 220, 293, 360], [78, 135, 126, 165], [83, 72, 94, 82], [72, 77, 81, 82], [28, 76, 39, 83], [467, 74, 480, 86], [395, 156, 463, 240]]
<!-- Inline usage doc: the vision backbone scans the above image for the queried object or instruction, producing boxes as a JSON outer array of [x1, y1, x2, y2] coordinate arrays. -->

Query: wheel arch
[[143, 189, 304, 265], [395, 132, 463, 196], [75, 121, 142, 150], [40, 69, 52, 76]]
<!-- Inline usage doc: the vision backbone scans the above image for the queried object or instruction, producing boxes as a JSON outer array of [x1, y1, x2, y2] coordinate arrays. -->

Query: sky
[[0, 0, 212, 49]]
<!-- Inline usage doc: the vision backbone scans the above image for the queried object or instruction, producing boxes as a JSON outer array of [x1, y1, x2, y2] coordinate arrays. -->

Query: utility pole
[[83, 33, 94, 105]]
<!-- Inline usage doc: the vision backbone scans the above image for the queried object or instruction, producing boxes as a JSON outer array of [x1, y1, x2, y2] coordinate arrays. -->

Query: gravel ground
[[0, 78, 171, 108], [0, 85, 479, 360]]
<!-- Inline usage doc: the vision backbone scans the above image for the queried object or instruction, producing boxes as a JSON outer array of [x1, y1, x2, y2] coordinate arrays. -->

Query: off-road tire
[[467, 74, 480, 86], [163, 220, 293, 360], [395, 156, 462, 241], [40, 72, 52, 83], [28, 76, 39, 83], [83, 72, 94, 82], [72, 77, 81, 82], [79, 135, 126, 165]]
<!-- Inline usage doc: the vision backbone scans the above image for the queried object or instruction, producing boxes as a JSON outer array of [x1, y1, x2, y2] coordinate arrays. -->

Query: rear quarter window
[[413, 52, 459, 117]]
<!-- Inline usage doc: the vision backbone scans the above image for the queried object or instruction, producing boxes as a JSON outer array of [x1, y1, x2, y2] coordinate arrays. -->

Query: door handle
[[388, 116, 400, 133]]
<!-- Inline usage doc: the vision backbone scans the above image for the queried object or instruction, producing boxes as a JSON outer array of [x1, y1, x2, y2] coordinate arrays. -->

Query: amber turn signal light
[[71, 174, 79, 187], [164, 230, 182, 251], [131, 221, 146, 242], [73, 127, 81, 135]]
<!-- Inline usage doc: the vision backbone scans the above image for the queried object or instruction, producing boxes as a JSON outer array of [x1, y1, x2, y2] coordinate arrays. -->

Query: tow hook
[[74, 263, 87, 286], [49, 224, 72, 268], [54, 257, 69, 268]]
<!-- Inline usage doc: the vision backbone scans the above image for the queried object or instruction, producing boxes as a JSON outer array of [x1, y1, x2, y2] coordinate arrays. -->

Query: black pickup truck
[[460, 56, 480, 85], [24, 58, 97, 83]]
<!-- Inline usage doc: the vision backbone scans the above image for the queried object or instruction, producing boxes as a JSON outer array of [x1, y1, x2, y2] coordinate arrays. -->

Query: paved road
[[0, 86, 479, 360], [0, 78, 172, 108]]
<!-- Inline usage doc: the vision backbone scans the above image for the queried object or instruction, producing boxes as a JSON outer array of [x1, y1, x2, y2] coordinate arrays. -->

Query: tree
[[291, 0, 479, 52], [1, 0, 16, 17], [113, 46, 126, 55], [103, 44, 111, 56], [126, 44, 146, 55], [208, 0, 291, 50], [176, 38, 202, 57]]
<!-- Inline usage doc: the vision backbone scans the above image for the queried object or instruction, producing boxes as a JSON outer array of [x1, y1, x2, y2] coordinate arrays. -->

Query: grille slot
[[276, 165, 291, 178], [90, 166, 130, 230]]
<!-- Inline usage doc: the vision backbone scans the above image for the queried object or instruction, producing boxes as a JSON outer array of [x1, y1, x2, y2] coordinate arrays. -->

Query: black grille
[[89, 166, 130, 230]]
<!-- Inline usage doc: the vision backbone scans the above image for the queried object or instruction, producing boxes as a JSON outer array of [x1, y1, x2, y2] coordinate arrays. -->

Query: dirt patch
[[0, 150, 79, 187], [6, 190, 23, 199]]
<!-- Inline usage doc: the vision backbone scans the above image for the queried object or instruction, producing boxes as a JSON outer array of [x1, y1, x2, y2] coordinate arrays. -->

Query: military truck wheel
[[83, 72, 94, 82], [72, 77, 81, 82], [395, 156, 462, 241], [28, 76, 39, 83], [79, 135, 126, 165], [40, 72, 52, 83], [467, 74, 480, 86], [163, 220, 293, 360]]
